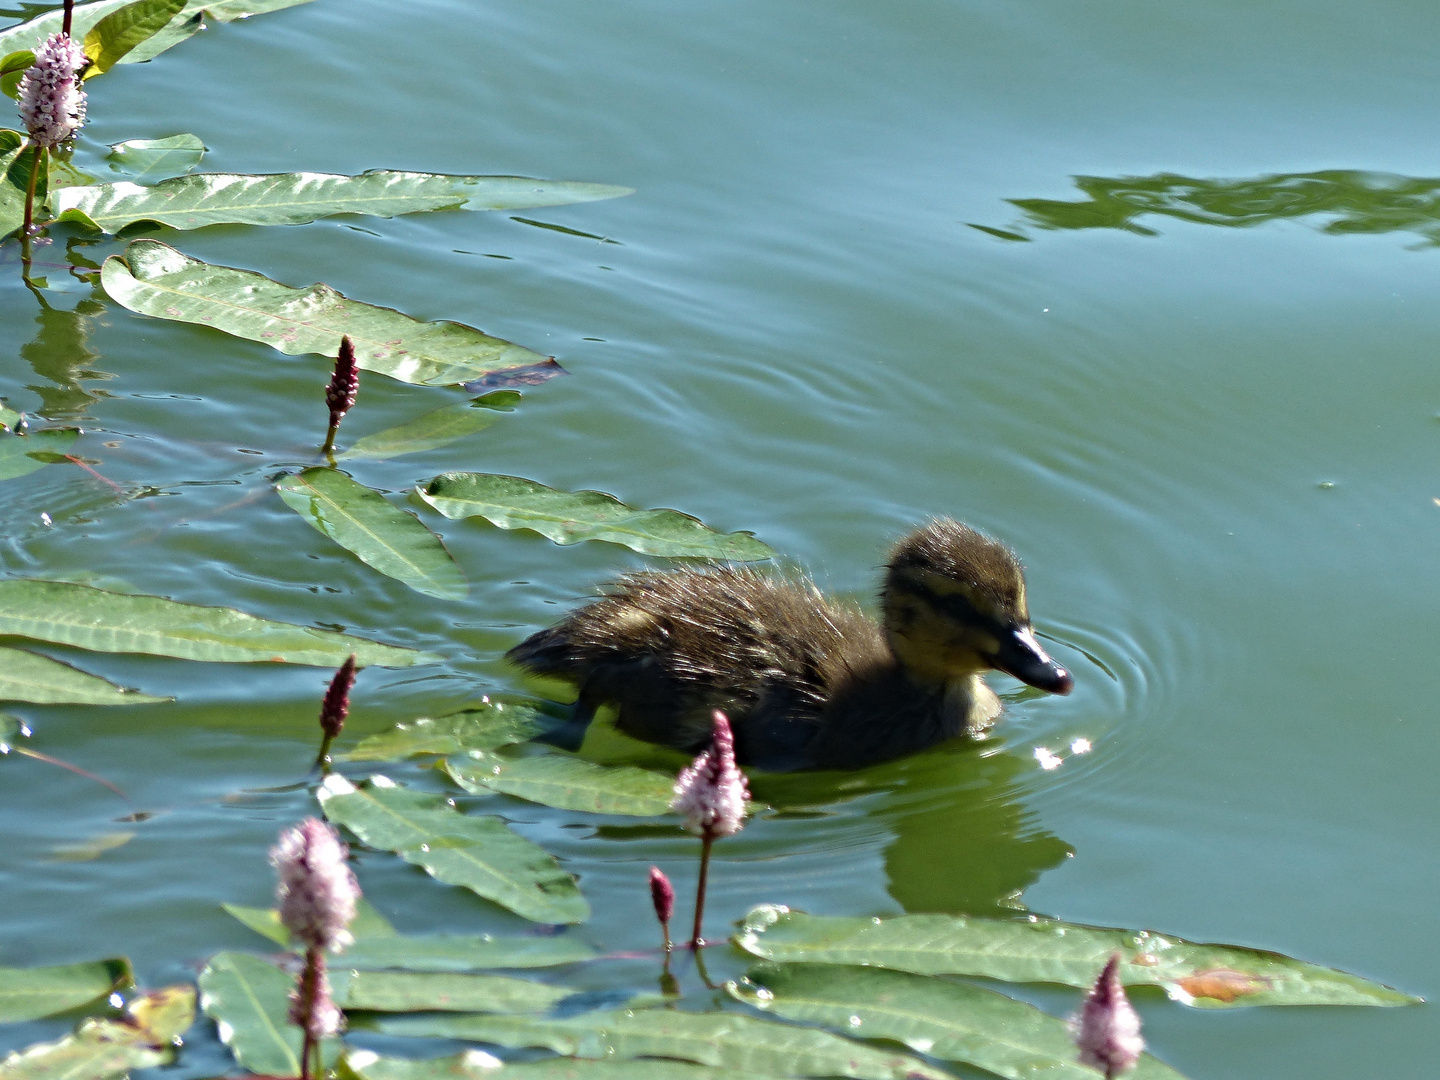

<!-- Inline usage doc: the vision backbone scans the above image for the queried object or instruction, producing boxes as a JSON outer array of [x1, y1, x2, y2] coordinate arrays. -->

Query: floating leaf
[[0, 984, 192, 1079], [0, 130, 30, 239], [463, 359, 567, 392], [0, 51, 33, 100], [0, 402, 21, 431], [376, 1009, 954, 1080], [58, 170, 631, 232], [317, 774, 590, 925], [735, 964, 1186, 1080], [199, 952, 324, 1079], [417, 474, 776, 560], [342, 702, 546, 762], [332, 970, 573, 1014], [0, 429, 79, 481], [338, 393, 519, 462], [340, 1052, 783, 1080], [0, 646, 170, 705], [100, 240, 550, 386], [276, 469, 467, 601], [223, 897, 397, 948], [734, 905, 1418, 1009], [106, 134, 205, 182], [82, 0, 186, 76], [445, 750, 674, 817], [0, 958, 133, 1022], [344, 934, 596, 973], [0, 579, 437, 666]]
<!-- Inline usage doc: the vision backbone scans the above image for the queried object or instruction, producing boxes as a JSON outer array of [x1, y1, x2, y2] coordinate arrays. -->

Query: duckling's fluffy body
[[507, 519, 1071, 770]]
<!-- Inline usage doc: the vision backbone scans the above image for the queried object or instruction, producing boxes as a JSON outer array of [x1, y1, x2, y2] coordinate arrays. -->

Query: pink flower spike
[[326, 336, 360, 429], [319, 655, 357, 740], [649, 866, 675, 925], [271, 818, 361, 954], [1074, 953, 1144, 1078], [671, 711, 748, 839], [17, 33, 87, 148]]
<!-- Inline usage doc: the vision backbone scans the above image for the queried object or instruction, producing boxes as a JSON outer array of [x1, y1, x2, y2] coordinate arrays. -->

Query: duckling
[[506, 518, 1073, 770]]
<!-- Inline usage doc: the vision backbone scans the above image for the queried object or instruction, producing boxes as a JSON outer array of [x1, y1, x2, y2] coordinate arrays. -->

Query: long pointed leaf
[[276, 469, 467, 601], [0, 646, 170, 704], [417, 473, 776, 559], [445, 750, 674, 817], [330, 969, 574, 1014], [0, 579, 438, 666], [82, 0, 186, 76], [734, 905, 1419, 1008], [106, 134, 206, 182], [57, 170, 632, 231], [734, 964, 1186, 1080], [100, 240, 548, 386], [341, 1052, 785, 1080], [0, 958, 134, 1022], [337, 393, 518, 462], [342, 702, 546, 762], [375, 1009, 955, 1080], [198, 952, 313, 1078], [317, 774, 590, 925]]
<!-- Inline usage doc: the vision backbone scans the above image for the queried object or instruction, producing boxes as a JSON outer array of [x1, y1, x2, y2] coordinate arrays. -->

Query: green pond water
[[1, 0, 1437, 1076]]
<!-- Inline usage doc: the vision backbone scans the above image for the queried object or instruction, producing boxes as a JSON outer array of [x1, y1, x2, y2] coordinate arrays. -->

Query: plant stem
[[320, 422, 340, 458], [63, 0, 74, 36], [689, 834, 713, 949], [22, 143, 44, 236], [313, 732, 335, 774]]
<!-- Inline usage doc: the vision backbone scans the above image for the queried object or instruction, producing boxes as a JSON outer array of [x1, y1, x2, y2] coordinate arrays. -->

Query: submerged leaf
[[106, 133, 205, 182], [276, 469, 467, 600], [0, 428, 79, 481], [56, 170, 631, 231], [445, 750, 675, 817], [734, 905, 1419, 1008], [342, 702, 546, 762], [0, 958, 134, 1022], [0, 984, 192, 1079], [0, 646, 170, 705], [331, 969, 574, 1014], [463, 359, 566, 392], [735, 964, 1186, 1080], [376, 1009, 954, 1080], [0, 579, 437, 666], [317, 774, 590, 924], [338, 392, 519, 462], [100, 240, 549, 386], [417, 473, 776, 560]]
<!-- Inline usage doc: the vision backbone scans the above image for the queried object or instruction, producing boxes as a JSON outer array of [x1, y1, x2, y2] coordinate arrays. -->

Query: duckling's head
[[880, 518, 1073, 694]]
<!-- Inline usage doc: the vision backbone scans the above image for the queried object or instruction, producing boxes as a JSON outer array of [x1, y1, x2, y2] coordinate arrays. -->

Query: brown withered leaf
[[1173, 968, 1271, 1003]]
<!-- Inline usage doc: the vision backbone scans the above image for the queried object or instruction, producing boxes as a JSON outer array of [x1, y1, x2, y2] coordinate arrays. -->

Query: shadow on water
[[971, 169, 1440, 247], [18, 289, 110, 419], [752, 741, 1072, 917]]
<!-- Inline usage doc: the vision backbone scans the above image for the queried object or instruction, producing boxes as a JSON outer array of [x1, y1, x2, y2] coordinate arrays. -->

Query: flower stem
[[62, 0, 73, 36], [22, 143, 44, 236], [320, 422, 340, 458], [689, 833, 713, 949]]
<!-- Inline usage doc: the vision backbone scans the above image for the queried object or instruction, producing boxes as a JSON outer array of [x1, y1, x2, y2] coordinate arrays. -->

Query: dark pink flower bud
[[649, 866, 674, 926], [671, 711, 749, 839], [271, 818, 361, 953], [1074, 954, 1143, 1078], [325, 336, 359, 431], [319, 655, 357, 739]]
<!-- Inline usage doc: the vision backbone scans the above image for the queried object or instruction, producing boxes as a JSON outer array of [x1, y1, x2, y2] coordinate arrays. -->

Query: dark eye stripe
[[895, 576, 1011, 639]]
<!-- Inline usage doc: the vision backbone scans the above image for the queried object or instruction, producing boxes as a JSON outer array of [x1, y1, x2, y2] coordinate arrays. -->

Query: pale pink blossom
[[271, 818, 360, 953], [17, 34, 87, 148], [1073, 954, 1144, 1078], [671, 711, 748, 839]]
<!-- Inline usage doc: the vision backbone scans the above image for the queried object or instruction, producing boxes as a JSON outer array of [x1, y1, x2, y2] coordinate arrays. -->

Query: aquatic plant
[[672, 710, 750, 948]]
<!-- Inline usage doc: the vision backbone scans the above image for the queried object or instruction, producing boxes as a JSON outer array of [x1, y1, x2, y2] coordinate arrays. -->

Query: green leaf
[[0, 429, 79, 481], [342, 701, 546, 762], [0, 958, 133, 1022], [105, 134, 205, 182], [376, 1009, 955, 1080], [0, 51, 33, 100], [276, 469, 467, 601], [734, 964, 1187, 1080], [331, 970, 573, 1014], [343, 934, 596, 973], [82, 0, 187, 76], [0, 984, 192, 1079], [0, 403, 21, 431], [56, 170, 631, 231], [417, 474, 776, 560], [734, 905, 1419, 1008], [0, 714, 25, 750], [337, 393, 519, 462], [0, 579, 438, 666], [99, 240, 550, 386], [317, 774, 590, 925], [0, 130, 28, 240], [199, 952, 316, 1079], [222, 897, 397, 948], [445, 750, 675, 817], [0, 646, 170, 705], [341, 1052, 785, 1080]]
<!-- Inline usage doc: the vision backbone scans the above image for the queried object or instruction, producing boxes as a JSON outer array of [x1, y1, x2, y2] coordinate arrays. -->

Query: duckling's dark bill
[[991, 626, 1074, 695]]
